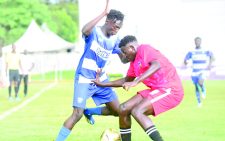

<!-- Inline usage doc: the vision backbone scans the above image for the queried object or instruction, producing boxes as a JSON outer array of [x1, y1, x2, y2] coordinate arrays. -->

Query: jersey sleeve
[[207, 51, 214, 58], [184, 51, 192, 61], [82, 27, 96, 45], [112, 37, 122, 54]]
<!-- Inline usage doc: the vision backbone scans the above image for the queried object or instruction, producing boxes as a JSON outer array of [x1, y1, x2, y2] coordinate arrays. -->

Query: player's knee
[[71, 108, 83, 121], [119, 103, 129, 116], [199, 82, 204, 86], [131, 107, 141, 118], [110, 107, 119, 116], [195, 85, 199, 91]]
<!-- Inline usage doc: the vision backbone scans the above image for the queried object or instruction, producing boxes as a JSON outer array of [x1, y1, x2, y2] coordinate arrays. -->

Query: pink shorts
[[138, 87, 184, 116]]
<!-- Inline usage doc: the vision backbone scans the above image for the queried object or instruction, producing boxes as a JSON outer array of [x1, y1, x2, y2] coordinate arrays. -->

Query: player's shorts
[[73, 80, 118, 109], [191, 71, 208, 84], [138, 87, 184, 116], [9, 69, 19, 82]]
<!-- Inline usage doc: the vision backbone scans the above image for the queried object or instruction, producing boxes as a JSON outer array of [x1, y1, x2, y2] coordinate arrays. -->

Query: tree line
[[0, 0, 79, 47]]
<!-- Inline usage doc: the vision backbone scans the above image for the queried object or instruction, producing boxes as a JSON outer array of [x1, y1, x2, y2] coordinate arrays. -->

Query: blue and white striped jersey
[[75, 26, 121, 83], [184, 48, 213, 76]]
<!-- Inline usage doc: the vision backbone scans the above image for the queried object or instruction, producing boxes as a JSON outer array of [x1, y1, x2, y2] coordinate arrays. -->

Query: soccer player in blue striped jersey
[[184, 37, 214, 107], [55, 0, 127, 141]]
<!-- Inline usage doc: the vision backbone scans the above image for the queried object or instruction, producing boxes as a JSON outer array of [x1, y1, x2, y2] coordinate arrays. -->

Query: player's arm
[[94, 76, 134, 87], [122, 61, 160, 91], [134, 61, 160, 84], [92, 69, 135, 87], [184, 52, 191, 66], [184, 55, 189, 66], [81, 0, 109, 36], [184, 60, 188, 65], [208, 51, 215, 70], [29, 62, 35, 72]]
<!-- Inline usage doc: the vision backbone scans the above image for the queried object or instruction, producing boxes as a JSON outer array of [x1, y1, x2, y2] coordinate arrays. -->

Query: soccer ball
[[100, 128, 121, 141]]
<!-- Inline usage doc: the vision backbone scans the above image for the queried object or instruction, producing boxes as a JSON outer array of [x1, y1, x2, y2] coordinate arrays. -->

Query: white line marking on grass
[[0, 82, 57, 121]]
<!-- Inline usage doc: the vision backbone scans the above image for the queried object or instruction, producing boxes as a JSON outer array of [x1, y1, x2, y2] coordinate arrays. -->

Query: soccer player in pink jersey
[[93, 35, 184, 141]]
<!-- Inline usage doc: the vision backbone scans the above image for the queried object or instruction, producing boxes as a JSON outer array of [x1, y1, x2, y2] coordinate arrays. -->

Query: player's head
[[119, 35, 138, 62], [105, 9, 124, 37], [194, 37, 201, 48], [11, 44, 16, 53]]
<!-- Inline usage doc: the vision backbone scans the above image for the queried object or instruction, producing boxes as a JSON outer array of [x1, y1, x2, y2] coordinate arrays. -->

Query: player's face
[[121, 44, 136, 62], [195, 38, 201, 47], [106, 19, 123, 36], [12, 44, 16, 53]]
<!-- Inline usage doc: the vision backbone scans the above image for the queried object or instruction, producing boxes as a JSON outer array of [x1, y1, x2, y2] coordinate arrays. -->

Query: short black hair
[[107, 9, 124, 22], [195, 37, 201, 40], [119, 35, 137, 48]]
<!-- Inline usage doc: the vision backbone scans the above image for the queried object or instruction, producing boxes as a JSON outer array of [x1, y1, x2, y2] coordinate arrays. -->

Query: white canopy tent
[[1, 20, 77, 82], [41, 23, 75, 52]]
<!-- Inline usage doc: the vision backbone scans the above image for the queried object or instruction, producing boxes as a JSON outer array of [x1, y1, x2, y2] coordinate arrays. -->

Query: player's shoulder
[[138, 44, 152, 50], [137, 44, 159, 57], [195, 48, 212, 54]]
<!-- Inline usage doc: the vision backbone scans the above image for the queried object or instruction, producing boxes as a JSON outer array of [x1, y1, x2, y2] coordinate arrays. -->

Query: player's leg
[[56, 82, 91, 141], [14, 70, 20, 100], [17, 74, 23, 95], [131, 99, 163, 141], [133, 88, 183, 141], [8, 70, 13, 100], [23, 75, 28, 96], [63, 108, 84, 129], [56, 107, 84, 141], [84, 98, 120, 119], [84, 86, 119, 124], [198, 73, 206, 99], [83, 99, 119, 125], [192, 76, 201, 107], [119, 94, 143, 141], [104, 98, 120, 116], [83, 106, 102, 124], [194, 83, 201, 106]]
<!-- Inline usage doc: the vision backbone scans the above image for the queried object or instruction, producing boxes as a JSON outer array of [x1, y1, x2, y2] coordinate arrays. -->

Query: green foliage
[[0, 0, 51, 45], [0, 0, 79, 46], [47, 2, 79, 42], [49, 8, 78, 42]]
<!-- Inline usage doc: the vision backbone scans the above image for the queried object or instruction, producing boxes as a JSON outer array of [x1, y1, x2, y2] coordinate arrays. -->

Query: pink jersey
[[127, 44, 183, 91]]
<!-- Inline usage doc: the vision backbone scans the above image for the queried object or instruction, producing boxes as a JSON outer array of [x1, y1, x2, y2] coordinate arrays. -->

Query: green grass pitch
[[0, 73, 225, 141]]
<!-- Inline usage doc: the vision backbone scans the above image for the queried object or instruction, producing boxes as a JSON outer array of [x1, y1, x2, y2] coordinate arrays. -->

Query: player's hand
[[122, 81, 138, 91], [92, 68, 103, 86], [96, 68, 102, 82], [104, 0, 110, 15]]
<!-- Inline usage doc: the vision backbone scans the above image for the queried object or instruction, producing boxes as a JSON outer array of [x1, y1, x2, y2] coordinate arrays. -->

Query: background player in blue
[[184, 37, 214, 107], [55, 0, 127, 140]]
